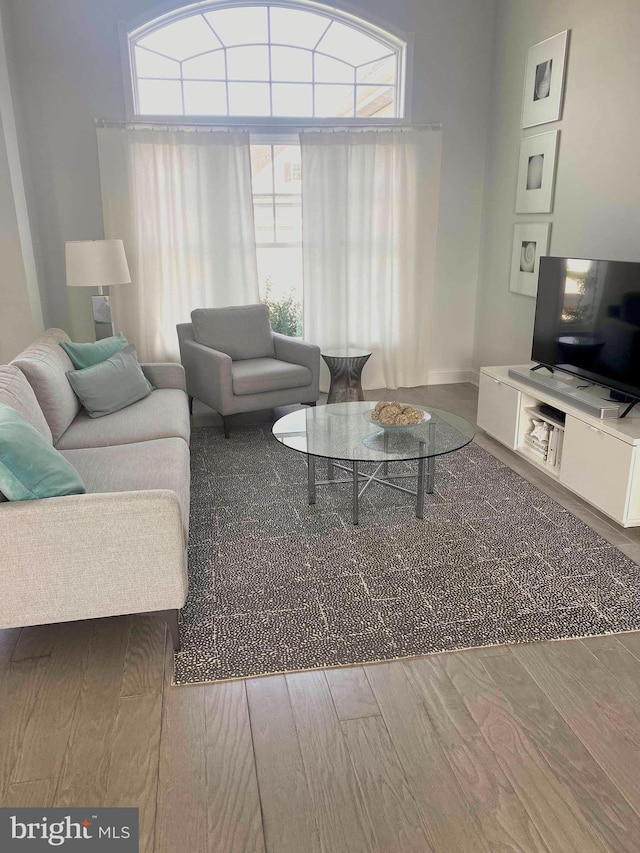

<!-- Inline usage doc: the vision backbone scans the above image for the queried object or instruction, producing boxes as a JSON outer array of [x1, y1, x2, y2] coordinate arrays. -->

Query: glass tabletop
[[321, 347, 372, 360], [272, 402, 474, 463]]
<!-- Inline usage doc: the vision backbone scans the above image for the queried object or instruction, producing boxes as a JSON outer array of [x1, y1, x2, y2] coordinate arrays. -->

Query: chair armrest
[[179, 338, 234, 413], [0, 490, 187, 630], [272, 333, 321, 393], [273, 332, 320, 369], [141, 362, 186, 391]]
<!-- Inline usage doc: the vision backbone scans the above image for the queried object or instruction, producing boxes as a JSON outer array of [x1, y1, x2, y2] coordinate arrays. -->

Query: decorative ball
[[371, 402, 424, 425]]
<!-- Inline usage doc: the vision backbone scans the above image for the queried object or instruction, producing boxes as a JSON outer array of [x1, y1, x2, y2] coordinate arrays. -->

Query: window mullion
[[270, 144, 277, 243], [224, 48, 230, 115], [353, 65, 357, 117], [267, 7, 274, 117], [313, 19, 332, 51]]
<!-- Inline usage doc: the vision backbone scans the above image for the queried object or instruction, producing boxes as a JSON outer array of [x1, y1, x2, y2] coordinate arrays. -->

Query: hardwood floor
[[3, 382, 640, 852]]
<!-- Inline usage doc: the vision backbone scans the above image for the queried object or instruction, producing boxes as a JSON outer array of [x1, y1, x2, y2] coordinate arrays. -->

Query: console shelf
[[478, 365, 640, 527]]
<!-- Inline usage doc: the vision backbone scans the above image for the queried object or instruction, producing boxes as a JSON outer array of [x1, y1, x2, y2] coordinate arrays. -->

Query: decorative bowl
[[363, 409, 430, 431]]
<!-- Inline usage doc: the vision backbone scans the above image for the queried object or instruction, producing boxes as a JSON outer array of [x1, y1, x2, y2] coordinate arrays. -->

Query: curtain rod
[[95, 118, 442, 132]]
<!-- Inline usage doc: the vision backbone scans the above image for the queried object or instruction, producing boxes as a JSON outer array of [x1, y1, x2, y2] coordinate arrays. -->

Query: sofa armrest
[[272, 333, 321, 392], [179, 338, 234, 412], [141, 362, 186, 391], [0, 490, 187, 630]]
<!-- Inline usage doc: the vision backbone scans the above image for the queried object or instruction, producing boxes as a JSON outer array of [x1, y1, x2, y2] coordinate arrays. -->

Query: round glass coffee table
[[272, 401, 474, 524]]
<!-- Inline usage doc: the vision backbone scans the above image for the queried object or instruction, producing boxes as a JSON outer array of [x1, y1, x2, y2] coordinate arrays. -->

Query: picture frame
[[509, 222, 551, 297], [515, 130, 559, 213], [521, 30, 569, 129]]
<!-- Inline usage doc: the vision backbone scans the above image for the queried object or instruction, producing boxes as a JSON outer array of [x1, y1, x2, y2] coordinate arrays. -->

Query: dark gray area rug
[[174, 424, 640, 684]]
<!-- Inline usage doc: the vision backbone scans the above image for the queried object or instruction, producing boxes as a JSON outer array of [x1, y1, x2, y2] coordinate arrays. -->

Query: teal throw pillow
[[60, 333, 129, 369], [0, 404, 86, 500], [66, 345, 153, 418]]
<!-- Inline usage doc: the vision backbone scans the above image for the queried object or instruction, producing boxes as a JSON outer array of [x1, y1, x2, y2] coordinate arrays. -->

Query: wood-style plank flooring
[[3, 383, 640, 852]]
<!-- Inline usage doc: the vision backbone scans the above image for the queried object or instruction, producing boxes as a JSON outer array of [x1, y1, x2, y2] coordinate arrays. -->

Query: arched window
[[128, 2, 406, 118]]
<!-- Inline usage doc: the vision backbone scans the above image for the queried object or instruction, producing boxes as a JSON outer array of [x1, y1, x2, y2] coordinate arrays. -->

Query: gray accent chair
[[177, 304, 320, 437]]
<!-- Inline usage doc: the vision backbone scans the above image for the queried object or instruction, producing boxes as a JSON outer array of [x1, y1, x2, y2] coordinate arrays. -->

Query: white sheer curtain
[[301, 129, 442, 390], [97, 127, 259, 361]]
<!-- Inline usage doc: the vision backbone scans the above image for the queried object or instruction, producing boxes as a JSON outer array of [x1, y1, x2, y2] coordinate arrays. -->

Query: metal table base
[[307, 442, 435, 525]]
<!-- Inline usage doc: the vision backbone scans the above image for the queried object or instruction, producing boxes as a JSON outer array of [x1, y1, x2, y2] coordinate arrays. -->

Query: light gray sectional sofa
[[0, 329, 190, 648]]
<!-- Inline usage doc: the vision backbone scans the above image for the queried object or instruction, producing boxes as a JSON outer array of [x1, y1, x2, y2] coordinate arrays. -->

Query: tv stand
[[530, 363, 553, 373], [478, 365, 640, 527]]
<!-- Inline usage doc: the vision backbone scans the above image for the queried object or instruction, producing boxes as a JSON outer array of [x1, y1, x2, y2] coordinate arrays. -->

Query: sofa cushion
[[55, 388, 190, 450], [0, 365, 52, 443], [12, 328, 81, 443], [0, 404, 86, 501], [191, 304, 275, 361], [231, 358, 312, 395], [62, 438, 190, 542], [66, 346, 153, 418], [60, 332, 129, 369]]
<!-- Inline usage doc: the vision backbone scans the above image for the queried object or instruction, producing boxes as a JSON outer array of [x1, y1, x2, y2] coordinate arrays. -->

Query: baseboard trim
[[426, 369, 475, 385]]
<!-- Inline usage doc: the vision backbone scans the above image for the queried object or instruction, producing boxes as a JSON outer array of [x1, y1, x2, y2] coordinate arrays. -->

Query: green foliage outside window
[[261, 278, 302, 337]]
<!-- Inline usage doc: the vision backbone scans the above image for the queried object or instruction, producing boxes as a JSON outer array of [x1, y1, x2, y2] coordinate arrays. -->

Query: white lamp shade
[[65, 239, 131, 288]]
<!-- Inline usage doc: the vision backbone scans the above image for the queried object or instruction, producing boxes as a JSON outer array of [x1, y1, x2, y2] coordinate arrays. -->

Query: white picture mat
[[509, 222, 551, 297], [521, 30, 569, 128], [515, 130, 559, 213]]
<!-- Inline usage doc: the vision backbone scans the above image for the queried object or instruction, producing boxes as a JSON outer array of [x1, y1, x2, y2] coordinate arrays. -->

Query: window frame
[[249, 135, 304, 334], [251, 135, 302, 249], [119, 0, 412, 124]]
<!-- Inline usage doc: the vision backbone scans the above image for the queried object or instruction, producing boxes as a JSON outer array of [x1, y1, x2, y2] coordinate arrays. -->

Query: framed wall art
[[509, 222, 551, 297], [521, 30, 569, 128], [515, 130, 559, 213]]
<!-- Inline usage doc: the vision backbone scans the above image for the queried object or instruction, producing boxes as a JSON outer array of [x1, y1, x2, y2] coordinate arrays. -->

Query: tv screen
[[532, 257, 640, 401]]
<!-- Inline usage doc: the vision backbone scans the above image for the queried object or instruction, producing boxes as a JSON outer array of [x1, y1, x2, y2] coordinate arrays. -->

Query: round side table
[[321, 347, 372, 403]]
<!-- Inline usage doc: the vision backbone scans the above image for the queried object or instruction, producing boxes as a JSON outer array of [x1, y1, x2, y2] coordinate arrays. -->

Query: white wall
[[0, 0, 43, 361], [0, 121, 41, 361], [4, 0, 495, 381], [474, 0, 640, 374]]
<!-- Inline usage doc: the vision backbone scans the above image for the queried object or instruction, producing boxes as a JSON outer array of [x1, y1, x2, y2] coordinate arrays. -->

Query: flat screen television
[[532, 257, 640, 403]]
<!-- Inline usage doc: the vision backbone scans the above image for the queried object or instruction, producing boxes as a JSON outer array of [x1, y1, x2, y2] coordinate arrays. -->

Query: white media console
[[477, 365, 640, 527]]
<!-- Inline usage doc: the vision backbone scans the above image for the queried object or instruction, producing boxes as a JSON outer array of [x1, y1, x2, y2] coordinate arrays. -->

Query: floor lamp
[[65, 239, 131, 340]]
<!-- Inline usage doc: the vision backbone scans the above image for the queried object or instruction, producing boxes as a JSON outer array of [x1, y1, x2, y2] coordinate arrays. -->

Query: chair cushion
[[0, 365, 52, 443], [55, 389, 190, 450], [62, 438, 190, 542], [191, 304, 275, 361], [12, 328, 80, 443], [0, 404, 86, 501], [231, 358, 312, 396], [66, 346, 153, 418]]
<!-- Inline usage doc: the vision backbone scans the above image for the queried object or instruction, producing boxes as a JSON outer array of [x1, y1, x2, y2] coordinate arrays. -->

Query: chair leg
[[222, 416, 230, 439]]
